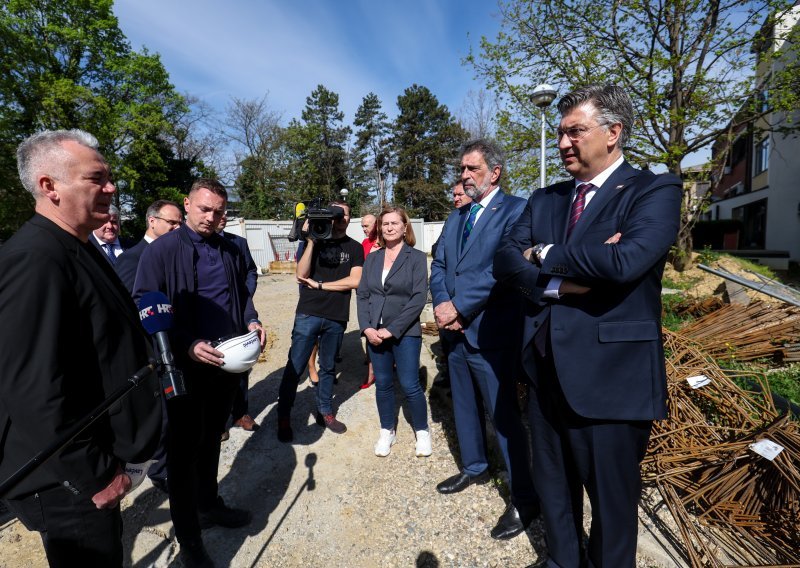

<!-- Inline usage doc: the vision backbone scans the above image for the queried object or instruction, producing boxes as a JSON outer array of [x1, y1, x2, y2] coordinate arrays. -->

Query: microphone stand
[[0, 360, 158, 498]]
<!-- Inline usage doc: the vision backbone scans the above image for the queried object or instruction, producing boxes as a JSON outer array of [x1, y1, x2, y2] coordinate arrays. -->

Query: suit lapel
[[385, 244, 409, 284], [78, 242, 145, 334], [459, 190, 505, 260], [547, 181, 573, 243], [564, 161, 638, 242]]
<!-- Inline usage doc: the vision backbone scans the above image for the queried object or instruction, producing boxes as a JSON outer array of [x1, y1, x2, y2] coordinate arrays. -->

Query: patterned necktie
[[103, 243, 117, 265], [566, 183, 592, 239], [461, 202, 483, 247]]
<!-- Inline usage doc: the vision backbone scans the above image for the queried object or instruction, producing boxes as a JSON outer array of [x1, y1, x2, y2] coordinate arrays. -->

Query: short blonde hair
[[377, 205, 416, 247]]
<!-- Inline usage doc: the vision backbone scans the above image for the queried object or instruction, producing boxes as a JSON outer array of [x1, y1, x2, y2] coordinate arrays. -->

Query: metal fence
[[226, 217, 442, 272]]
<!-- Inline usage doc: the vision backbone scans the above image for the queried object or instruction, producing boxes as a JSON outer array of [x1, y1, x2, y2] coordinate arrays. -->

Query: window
[[754, 137, 769, 175]]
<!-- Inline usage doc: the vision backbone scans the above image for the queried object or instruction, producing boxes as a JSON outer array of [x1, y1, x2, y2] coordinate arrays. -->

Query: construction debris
[[421, 321, 440, 336], [644, 330, 800, 567], [677, 301, 800, 363], [697, 264, 800, 308]]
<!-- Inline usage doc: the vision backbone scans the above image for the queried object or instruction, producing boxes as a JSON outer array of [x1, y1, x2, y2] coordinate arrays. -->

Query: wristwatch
[[531, 243, 547, 266]]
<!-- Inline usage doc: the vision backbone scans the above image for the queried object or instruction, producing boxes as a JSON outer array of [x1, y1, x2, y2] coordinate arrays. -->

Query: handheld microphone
[[138, 291, 187, 399], [288, 202, 308, 242]]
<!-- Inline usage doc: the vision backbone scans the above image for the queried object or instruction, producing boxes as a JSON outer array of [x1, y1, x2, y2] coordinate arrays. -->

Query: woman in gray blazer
[[356, 206, 431, 458]]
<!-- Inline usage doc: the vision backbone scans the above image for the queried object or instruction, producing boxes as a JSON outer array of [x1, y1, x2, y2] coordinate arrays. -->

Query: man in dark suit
[[114, 199, 182, 494], [134, 179, 265, 567], [0, 129, 162, 566], [115, 199, 183, 293], [89, 203, 126, 264], [218, 212, 260, 434], [494, 85, 682, 567], [430, 138, 539, 541]]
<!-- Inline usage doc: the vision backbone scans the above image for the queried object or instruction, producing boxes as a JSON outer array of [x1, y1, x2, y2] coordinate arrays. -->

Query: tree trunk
[[671, 215, 694, 272]]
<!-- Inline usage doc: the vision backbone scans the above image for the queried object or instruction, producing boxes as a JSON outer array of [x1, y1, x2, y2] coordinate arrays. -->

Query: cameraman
[[277, 200, 364, 442]]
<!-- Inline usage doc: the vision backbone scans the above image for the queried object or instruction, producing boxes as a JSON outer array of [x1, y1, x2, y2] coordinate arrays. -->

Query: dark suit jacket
[[89, 234, 130, 264], [0, 215, 162, 500], [356, 243, 428, 338], [115, 238, 149, 294], [223, 231, 258, 297], [430, 189, 527, 350], [494, 161, 682, 421], [133, 225, 259, 367]]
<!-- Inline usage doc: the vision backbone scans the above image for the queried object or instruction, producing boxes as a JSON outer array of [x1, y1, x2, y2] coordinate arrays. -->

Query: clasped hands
[[434, 301, 465, 332], [364, 327, 393, 346]]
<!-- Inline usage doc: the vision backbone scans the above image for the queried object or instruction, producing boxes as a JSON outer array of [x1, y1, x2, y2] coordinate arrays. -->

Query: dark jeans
[[278, 313, 345, 417], [5, 485, 122, 567], [369, 335, 427, 431], [166, 363, 240, 544]]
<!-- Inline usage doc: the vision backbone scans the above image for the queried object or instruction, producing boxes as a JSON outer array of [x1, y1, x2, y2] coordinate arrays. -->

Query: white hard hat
[[216, 330, 261, 373]]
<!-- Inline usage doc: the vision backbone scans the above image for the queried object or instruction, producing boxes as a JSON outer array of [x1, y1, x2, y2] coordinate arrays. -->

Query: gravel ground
[[0, 272, 685, 567]]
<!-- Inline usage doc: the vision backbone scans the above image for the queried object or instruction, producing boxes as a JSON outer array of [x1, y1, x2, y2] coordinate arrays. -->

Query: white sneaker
[[374, 429, 396, 457], [415, 430, 432, 457]]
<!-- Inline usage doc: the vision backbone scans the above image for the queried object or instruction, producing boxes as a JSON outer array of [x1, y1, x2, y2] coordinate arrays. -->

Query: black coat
[[115, 238, 148, 294], [0, 215, 162, 500]]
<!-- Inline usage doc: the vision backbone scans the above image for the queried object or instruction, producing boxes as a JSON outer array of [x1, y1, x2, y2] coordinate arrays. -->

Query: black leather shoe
[[277, 417, 293, 443], [490, 502, 538, 540], [436, 470, 490, 494], [199, 501, 252, 529], [178, 539, 214, 568]]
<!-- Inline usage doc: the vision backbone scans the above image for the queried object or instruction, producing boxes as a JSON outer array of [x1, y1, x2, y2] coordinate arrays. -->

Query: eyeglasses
[[154, 217, 182, 227], [556, 123, 606, 142]]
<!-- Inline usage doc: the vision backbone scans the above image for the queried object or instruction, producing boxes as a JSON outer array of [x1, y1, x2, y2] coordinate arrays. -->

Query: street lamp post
[[530, 84, 558, 190]]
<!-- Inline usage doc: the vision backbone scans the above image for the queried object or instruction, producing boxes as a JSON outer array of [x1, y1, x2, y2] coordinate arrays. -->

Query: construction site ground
[[0, 255, 794, 567]]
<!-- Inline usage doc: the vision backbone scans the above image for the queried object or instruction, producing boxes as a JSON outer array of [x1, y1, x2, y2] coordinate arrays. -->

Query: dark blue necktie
[[461, 203, 482, 247], [103, 243, 117, 265]]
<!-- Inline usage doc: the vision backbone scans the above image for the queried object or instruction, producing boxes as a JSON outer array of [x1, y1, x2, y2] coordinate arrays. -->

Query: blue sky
[[114, 0, 504, 124]]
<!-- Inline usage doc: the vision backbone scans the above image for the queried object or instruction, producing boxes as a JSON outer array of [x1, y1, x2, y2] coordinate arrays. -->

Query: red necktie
[[566, 183, 592, 239]]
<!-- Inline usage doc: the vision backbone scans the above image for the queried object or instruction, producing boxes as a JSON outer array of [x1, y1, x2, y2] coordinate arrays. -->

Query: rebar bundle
[[643, 330, 800, 567], [677, 301, 800, 362]]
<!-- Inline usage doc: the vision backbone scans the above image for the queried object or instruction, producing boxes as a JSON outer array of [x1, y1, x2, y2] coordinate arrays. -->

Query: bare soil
[[0, 270, 711, 567]]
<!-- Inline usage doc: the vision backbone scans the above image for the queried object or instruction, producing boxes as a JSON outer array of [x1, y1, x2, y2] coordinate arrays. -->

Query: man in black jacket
[[218, 212, 260, 434], [0, 129, 162, 567], [115, 199, 183, 293], [134, 179, 265, 568]]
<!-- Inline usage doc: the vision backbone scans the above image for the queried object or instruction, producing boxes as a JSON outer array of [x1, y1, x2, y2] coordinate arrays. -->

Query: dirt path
[[0, 272, 682, 567], [0, 273, 548, 567]]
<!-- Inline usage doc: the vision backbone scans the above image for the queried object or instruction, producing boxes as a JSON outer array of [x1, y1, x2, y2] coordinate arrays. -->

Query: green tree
[[301, 85, 352, 203], [0, 0, 188, 238], [392, 85, 468, 220], [226, 95, 292, 219], [468, 0, 800, 270], [353, 93, 391, 209]]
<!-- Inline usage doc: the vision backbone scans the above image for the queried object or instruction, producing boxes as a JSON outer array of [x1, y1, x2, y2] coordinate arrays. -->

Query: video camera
[[288, 197, 346, 242]]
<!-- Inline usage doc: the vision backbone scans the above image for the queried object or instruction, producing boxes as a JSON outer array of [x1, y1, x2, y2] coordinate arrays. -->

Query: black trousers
[[166, 363, 239, 544], [229, 371, 251, 422], [5, 485, 122, 567], [526, 345, 652, 568]]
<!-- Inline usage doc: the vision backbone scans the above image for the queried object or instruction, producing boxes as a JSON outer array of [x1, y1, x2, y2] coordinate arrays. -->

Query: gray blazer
[[356, 243, 428, 338]]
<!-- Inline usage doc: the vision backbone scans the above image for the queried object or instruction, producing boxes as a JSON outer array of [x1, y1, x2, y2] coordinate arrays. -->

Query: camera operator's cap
[[216, 330, 261, 373]]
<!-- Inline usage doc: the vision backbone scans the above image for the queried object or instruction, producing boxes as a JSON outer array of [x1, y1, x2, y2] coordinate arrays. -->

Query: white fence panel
[[229, 217, 447, 271]]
